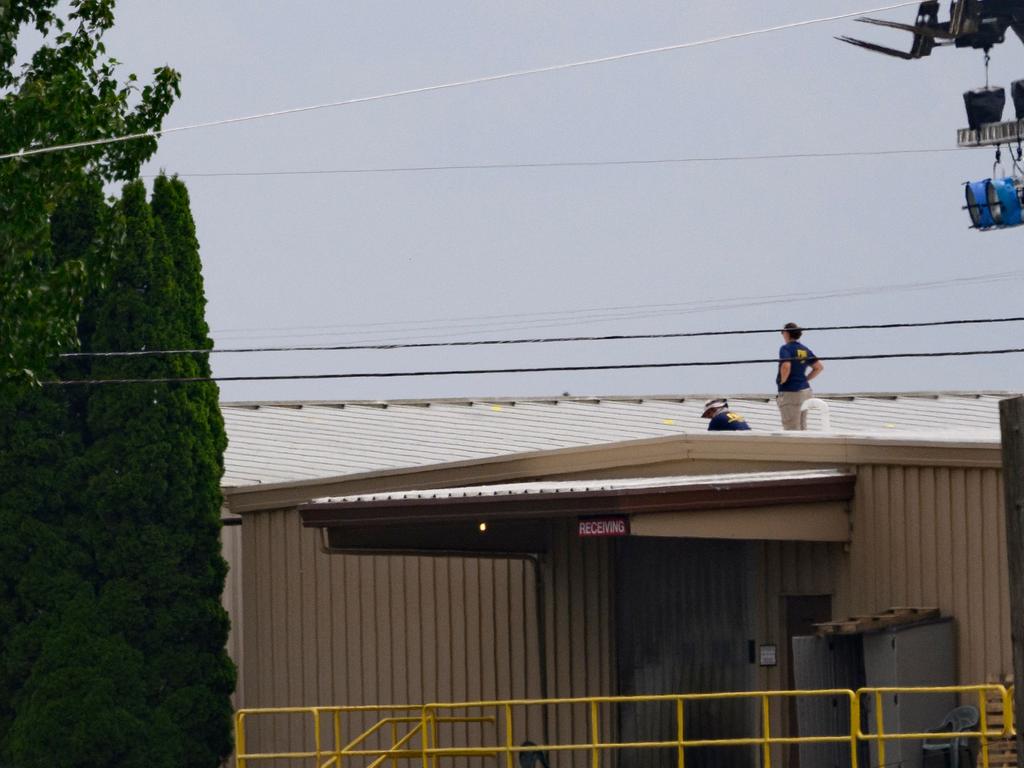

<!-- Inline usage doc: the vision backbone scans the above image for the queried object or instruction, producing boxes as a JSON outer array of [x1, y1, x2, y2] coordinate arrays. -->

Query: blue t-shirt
[[708, 411, 751, 431], [777, 341, 816, 392]]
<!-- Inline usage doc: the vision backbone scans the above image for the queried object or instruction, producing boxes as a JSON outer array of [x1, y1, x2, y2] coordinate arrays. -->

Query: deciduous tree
[[0, 0, 180, 379]]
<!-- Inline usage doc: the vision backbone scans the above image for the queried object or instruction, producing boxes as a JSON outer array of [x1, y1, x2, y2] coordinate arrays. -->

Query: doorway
[[784, 594, 833, 768], [616, 538, 757, 768]]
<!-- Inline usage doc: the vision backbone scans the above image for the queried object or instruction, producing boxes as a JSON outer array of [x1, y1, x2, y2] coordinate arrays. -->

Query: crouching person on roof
[[701, 398, 751, 431]]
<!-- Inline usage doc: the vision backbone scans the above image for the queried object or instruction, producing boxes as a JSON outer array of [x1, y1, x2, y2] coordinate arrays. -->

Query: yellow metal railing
[[236, 684, 1014, 768], [234, 705, 494, 768], [857, 685, 1013, 768], [423, 690, 859, 768]]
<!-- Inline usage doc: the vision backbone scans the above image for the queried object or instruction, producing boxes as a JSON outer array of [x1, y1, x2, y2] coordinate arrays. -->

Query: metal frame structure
[[958, 120, 1024, 147]]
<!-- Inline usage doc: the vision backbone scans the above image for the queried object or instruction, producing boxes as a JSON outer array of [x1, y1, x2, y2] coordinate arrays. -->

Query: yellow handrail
[[236, 684, 1013, 768]]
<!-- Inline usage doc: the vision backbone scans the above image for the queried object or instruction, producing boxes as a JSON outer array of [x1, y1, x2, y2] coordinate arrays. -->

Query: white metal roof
[[311, 469, 851, 505], [221, 392, 1013, 487]]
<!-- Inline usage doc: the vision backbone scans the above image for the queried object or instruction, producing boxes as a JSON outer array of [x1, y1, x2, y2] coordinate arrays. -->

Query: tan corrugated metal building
[[218, 393, 1016, 762]]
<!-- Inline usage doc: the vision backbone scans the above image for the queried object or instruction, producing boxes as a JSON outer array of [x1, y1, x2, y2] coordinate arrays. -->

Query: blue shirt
[[777, 341, 816, 392], [708, 411, 751, 431]]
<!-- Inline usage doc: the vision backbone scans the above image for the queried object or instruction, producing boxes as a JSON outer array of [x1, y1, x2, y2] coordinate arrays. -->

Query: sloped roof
[[221, 392, 1013, 487]]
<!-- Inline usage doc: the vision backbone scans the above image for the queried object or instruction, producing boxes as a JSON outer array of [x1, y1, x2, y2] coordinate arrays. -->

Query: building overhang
[[225, 431, 997, 514], [299, 470, 855, 555]]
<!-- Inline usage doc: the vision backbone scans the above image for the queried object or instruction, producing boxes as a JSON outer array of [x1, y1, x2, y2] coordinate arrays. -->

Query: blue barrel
[[965, 180, 994, 228], [986, 177, 1023, 227]]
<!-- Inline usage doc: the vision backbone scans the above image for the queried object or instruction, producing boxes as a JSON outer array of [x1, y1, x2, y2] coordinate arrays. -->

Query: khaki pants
[[777, 389, 812, 430]]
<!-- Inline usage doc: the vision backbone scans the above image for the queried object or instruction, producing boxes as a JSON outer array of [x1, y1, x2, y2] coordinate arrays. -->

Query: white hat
[[701, 398, 728, 417]]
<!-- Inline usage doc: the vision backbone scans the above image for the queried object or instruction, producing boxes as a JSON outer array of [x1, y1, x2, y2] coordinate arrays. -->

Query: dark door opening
[[616, 538, 756, 768], [784, 595, 833, 768]]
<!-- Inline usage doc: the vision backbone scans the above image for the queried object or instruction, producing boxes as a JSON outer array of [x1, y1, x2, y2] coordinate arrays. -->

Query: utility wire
[[151, 147, 965, 180], [209, 269, 1024, 343], [0, 2, 919, 162], [43, 347, 1024, 386], [60, 316, 1024, 359]]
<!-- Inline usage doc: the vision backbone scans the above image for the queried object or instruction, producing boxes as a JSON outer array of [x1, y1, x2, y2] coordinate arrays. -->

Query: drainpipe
[[800, 398, 831, 430]]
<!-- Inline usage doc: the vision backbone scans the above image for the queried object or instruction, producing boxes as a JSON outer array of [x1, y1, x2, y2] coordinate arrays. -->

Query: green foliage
[[0, 180, 105, 759], [82, 177, 235, 767], [0, 380, 84, 752], [0, 177, 234, 766], [0, 0, 180, 380], [6, 589, 174, 768]]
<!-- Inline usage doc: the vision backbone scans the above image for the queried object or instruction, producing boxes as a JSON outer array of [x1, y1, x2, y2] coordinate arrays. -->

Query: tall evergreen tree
[[0, 180, 159, 767], [81, 177, 235, 767], [1, 174, 232, 767]]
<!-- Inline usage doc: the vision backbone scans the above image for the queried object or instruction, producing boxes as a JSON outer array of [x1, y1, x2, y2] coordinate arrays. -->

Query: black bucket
[[1012, 79, 1024, 120], [964, 87, 1005, 129]]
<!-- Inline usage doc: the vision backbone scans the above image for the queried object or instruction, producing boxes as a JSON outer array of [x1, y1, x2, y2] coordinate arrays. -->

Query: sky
[[87, 1, 1024, 402]]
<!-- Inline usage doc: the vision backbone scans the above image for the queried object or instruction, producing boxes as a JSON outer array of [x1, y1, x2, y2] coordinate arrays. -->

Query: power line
[[61, 316, 1024, 359], [0, 2, 919, 162], [150, 147, 965, 180], [43, 347, 1024, 386], [208, 269, 1024, 343]]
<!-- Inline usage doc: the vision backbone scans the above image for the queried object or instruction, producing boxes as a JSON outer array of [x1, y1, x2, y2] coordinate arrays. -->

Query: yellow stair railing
[[236, 684, 1013, 768]]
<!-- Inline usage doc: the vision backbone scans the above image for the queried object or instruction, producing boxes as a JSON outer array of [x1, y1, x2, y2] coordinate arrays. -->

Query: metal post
[[874, 691, 886, 768], [236, 712, 247, 768], [421, 708, 431, 768], [761, 695, 772, 768], [392, 720, 399, 768], [676, 699, 686, 768], [1008, 685, 1017, 738], [591, 701, 600, 768], [979, 689, 991, 768], [849, 693, 860, 768], [335, 710, 343, 768], [1000, 395, 1024, 768], [505, 704, 515, 768], [314, 709, 323, 768], [432, 714, 439, 768]]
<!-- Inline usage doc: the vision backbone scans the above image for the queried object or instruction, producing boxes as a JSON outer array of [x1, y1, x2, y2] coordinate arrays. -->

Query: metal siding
[[936, 468, 955, 613], [847, 465, 1012, 684], [220, 521, 243, 707], [983, 470, 1003, 682], [919, 468, 938, 607], [966, 471, 984, 678], [889, 466, 908, 607], [875, 466, 892, 609], [232, 458, 1015, 762], [316, 527, 336, 704], [537, 521, 617, 767], [239, 509, 545, 759], [906, 468, 923, 605]]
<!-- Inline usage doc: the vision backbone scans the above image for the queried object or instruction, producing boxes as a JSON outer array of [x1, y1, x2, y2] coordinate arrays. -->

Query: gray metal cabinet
[[862, 620, 957, 768], [792, 619, 956, 768]]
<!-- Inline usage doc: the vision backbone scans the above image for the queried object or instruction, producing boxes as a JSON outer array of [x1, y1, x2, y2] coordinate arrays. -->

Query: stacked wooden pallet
[[985, 679, 1016, 768], [813, 606, 940, 635]]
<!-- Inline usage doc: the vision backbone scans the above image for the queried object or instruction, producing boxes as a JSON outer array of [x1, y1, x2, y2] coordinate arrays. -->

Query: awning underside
[[300, 469, 855, 554]]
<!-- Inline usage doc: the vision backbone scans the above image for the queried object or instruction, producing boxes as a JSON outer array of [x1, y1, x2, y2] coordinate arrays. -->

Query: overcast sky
[[96, 1, 1024, 402]]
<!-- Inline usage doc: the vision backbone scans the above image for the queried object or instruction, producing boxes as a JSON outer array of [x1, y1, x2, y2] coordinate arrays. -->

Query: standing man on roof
[[701, 398, 751, 431], [776, 322, 824, 431]]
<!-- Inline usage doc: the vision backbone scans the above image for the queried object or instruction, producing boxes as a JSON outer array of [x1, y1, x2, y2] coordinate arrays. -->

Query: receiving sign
[[577, 516, 630, 537]]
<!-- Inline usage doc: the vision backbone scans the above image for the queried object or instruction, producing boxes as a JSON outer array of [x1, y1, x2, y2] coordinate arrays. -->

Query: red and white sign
[[577, 516, 630, 537]]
